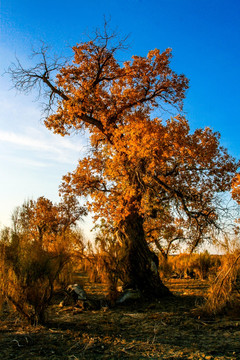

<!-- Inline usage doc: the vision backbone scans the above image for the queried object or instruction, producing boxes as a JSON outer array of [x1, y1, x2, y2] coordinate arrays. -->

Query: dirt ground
[[0, 277, 240, 360]]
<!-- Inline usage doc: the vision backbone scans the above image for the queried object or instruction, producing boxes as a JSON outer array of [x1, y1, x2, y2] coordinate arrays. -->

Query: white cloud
[[0, 130, 57, 151], [0, 128, 87, 165], [0, 129, 83, 153], [0, 153, 48, 168]]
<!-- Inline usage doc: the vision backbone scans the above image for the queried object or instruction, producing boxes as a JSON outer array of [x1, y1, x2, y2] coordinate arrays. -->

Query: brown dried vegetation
[[0, 196, 85, 324]]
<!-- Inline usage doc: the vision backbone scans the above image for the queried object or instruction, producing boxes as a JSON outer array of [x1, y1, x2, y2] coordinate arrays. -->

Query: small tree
[[0, 196, 86, 324]]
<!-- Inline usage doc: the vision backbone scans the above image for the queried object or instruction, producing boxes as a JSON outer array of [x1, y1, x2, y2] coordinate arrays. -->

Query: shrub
[[0, 196, 85, 324], [189, 251, 221, 280], [158, 255, 173, 278], [200, 251, 240, 316], [82, 222, 126, 302], [167, 253, 192, 279], [0, 229, 71, 324], [159, 252, 221, 280]]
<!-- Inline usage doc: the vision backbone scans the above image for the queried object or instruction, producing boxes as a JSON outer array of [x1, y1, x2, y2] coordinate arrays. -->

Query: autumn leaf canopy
[[9, 32, 239, 249]]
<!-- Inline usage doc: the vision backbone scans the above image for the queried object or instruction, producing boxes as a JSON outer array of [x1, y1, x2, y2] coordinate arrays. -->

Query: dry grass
[[1, 275, 240, 359], [200, 251, 240, 316]]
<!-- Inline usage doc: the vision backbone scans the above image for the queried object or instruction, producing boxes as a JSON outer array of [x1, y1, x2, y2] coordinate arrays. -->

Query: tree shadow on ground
[[1, 283, 239, 359]]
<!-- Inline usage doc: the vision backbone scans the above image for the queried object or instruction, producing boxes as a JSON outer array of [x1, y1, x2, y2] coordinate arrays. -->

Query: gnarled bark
[[119, 213, 171, 298]]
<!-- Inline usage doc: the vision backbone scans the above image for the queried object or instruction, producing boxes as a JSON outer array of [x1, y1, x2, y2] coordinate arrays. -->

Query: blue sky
[[0, 0, 239, 237]]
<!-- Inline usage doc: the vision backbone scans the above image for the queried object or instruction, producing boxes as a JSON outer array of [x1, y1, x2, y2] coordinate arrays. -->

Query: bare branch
[[7, 43, 68, 114]]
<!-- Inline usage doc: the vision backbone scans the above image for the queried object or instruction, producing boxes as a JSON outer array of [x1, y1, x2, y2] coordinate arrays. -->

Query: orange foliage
[[11, 30, 239, 254], [232, 173, 240, 204], [232, 173, 240, 223], [13, 196, 86, 252], [38, 34, 238, 246]]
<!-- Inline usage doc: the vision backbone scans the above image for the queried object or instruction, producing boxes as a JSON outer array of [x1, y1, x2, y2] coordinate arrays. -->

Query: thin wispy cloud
[[0, 130, 56, 151], [0, 130, 84, 154], [0, 153, 48, 168], [0, 126, 88, 167]]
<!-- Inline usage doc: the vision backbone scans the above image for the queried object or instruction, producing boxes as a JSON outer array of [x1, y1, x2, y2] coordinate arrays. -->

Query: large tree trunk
[[119, 213, 171, 298]]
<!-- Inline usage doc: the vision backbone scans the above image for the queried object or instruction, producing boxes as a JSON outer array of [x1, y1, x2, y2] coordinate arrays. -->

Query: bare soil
[[1, 276, 240, 359]]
